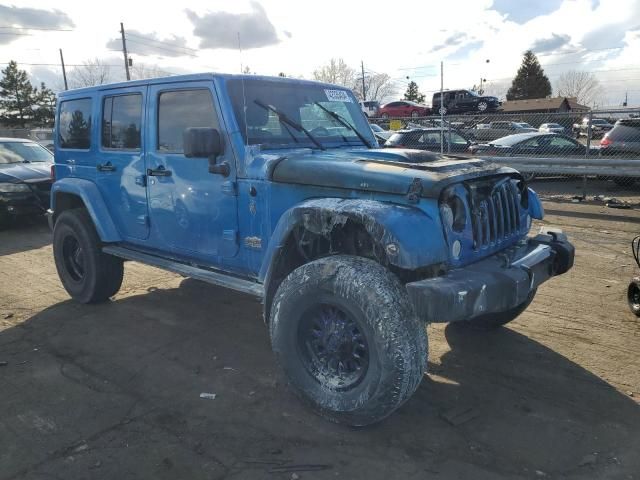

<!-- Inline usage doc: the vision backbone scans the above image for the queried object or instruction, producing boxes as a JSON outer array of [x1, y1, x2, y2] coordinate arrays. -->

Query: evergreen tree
[[0, 61, 37, 127], [506, 51, 552, 100], [403, 81, 425, 103], [33, 82, 56, 127]]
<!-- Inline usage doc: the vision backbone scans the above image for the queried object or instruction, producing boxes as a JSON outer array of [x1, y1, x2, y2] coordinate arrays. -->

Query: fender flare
[[259, 198, 449, 286], [51, 178, 121, 242]]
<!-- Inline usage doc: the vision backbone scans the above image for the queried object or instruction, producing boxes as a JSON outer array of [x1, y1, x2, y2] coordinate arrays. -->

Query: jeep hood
[[270, 148, 518, 198]]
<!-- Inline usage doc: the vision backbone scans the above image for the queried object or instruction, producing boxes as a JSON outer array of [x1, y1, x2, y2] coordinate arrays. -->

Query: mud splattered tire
[[270, 255, 427, 426], [457, 289, 537, 330], [53, 209, 123, 304]]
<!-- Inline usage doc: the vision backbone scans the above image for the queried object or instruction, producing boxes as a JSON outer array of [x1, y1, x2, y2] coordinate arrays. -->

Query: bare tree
[[313, 58, 355, 87], [68, 58, 112, 88], [353, 73, 397, 103], [130, 62, 170, 80], [555, 70, 603, 107], [481, 81, 510, 101]]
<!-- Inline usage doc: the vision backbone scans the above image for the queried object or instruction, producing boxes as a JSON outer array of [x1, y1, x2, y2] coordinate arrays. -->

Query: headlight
[[440, 192, 466, 232], [0, 183, 31, 193]]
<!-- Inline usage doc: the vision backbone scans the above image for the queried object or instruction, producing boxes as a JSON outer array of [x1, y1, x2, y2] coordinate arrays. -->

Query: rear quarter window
[[608, 124, 640, 141], [58, 98, 92, 149]]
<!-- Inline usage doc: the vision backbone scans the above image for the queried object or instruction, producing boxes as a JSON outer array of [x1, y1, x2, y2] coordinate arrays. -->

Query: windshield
[[468, 90, 479, 97], [592, 119, 608, 125], [0, 141, 53, 165], [227, 79, 373, 149], [517, 123, 533, 128]]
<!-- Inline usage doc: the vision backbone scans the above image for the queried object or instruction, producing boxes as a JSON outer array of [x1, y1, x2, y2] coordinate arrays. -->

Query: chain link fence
[[369, 108, 640, 204]]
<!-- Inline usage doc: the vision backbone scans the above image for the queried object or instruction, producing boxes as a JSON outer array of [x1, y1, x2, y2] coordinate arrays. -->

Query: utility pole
[[120, 22, 131, 81], [361, 60, 366, 102], [59, 48, 68, 90]]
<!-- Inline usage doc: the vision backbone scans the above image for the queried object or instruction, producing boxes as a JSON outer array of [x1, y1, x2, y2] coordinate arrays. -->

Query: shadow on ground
[[1, 279, 638, 479], [0, 216, 50, 257]]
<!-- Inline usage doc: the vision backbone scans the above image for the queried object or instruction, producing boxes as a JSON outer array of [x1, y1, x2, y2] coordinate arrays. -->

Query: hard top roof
[[57, 72, 352, 98]]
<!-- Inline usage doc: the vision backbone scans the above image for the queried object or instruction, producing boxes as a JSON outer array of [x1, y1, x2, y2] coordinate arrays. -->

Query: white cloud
[[1, 0, 639, 106]]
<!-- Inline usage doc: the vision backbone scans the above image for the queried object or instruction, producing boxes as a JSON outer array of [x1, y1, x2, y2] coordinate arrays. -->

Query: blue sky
[[1, 0, 639, 107]]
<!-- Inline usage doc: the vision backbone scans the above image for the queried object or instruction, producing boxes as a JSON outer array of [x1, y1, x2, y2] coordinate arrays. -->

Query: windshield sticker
[[325, 89, 352, 103]]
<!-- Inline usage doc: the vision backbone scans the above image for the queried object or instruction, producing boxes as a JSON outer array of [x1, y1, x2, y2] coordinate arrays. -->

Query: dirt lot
[[1, 179, 640, 480]]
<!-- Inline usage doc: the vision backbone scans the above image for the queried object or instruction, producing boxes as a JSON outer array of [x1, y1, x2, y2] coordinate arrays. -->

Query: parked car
[[572, 117, 614, 138], [432, 89, 501, 115], [385, 128, 473, 153], [600, 119, 640, 185], [465, 121, 538, 142], [360, 100, 380, 118], [600, 119, 640, 158], [469, 132, 593, 157], [369, 123, 393, 144], [539, 123, 566, 134], [377, 100, 431, 118], [0, 138, 53, 226], [49, 73, 574, 426]]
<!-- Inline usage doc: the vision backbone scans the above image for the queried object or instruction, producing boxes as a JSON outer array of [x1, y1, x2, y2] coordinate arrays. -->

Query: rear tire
[[628, 277, 640, 317], [411, 110, 419, 118], [53, 209, 123, 303], [270, 255, 427, 426], [381, 113, 389, 119], [456, 289, 536, 330]]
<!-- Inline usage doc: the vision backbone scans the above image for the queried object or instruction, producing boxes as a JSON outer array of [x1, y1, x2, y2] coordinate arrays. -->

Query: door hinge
[[221, 180, 237, 196]]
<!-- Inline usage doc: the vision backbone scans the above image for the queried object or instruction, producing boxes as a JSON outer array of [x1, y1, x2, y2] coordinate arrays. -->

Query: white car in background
[[539, 123, 566, 134], [360, 100, 380, 118]]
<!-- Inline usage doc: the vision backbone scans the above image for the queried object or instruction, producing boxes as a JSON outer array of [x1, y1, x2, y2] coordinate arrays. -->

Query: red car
[[377, 100, 431, 118]]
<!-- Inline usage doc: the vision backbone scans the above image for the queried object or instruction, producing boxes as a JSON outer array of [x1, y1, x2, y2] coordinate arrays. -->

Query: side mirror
[[183, 127, 229, 176]]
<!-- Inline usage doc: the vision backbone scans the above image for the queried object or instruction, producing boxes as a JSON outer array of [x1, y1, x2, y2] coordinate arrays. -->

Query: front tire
[[477, 101, 488, 112], [270, 255, 427, 426], [411, 110, 420, 118], [53, 209, 124, 303]]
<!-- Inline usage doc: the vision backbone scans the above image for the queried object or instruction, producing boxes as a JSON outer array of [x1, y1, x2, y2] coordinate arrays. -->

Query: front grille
[[471, 180, 521, 250]]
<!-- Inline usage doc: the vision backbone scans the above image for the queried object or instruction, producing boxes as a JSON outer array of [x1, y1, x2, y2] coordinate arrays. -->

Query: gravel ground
[[1, 179, 639, 480]]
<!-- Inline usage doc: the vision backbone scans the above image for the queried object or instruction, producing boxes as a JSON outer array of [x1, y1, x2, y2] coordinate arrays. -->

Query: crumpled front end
[[405, 231, 575, 323]]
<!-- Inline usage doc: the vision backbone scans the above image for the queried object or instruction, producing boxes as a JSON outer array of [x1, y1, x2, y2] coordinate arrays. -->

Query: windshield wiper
[[314, 102, 373, 148], [253, 100, 325, 150]]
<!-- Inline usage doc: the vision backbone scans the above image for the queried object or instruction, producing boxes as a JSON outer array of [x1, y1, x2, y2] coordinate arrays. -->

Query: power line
[[125, 32, 198, 53], [0, 26, 73, 32], [126, 37, 198, 58]]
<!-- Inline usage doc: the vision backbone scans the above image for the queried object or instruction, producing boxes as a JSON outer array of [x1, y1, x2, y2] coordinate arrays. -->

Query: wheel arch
[[51, 178, 121, 242], [259, 198, 448, 323]]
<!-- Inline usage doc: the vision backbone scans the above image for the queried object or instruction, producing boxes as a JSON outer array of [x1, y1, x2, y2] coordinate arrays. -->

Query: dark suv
[[432, 89, 501, 115]]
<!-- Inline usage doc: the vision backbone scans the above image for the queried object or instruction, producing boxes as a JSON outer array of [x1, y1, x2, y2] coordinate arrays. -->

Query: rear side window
[[158, 89, 218, 153], [58, 98, 92, 149], [608, 124, 640, 141], [102, 94, 142, 149]]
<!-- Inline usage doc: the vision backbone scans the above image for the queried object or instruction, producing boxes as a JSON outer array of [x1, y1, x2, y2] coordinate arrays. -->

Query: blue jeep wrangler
[[50, 74, 574, 426]]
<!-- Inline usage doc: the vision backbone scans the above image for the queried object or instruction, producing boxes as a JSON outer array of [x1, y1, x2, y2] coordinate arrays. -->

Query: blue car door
[[145, 82, 239, 262], [95, 86, 150, 240]]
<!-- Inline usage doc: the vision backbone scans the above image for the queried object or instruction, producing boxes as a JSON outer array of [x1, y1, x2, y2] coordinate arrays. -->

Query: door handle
[[97, 162, 116, 172], [147, 166, 172, 177]]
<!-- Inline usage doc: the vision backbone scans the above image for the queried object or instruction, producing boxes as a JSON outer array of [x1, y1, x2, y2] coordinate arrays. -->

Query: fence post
[[582, 110, 594, 199], [447, 120, 451, 154]]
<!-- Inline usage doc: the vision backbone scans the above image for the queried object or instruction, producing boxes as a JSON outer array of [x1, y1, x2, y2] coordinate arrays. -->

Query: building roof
[[501, 96, 590, 112]]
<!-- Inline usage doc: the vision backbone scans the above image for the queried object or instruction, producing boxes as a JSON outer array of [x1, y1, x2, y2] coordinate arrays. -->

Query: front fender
[[51, 178, 121, 242], [259, 198, 449, 283]]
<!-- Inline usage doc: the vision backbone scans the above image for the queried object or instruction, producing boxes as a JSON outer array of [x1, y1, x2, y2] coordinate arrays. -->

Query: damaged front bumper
[[405, 231, 574, 323]]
